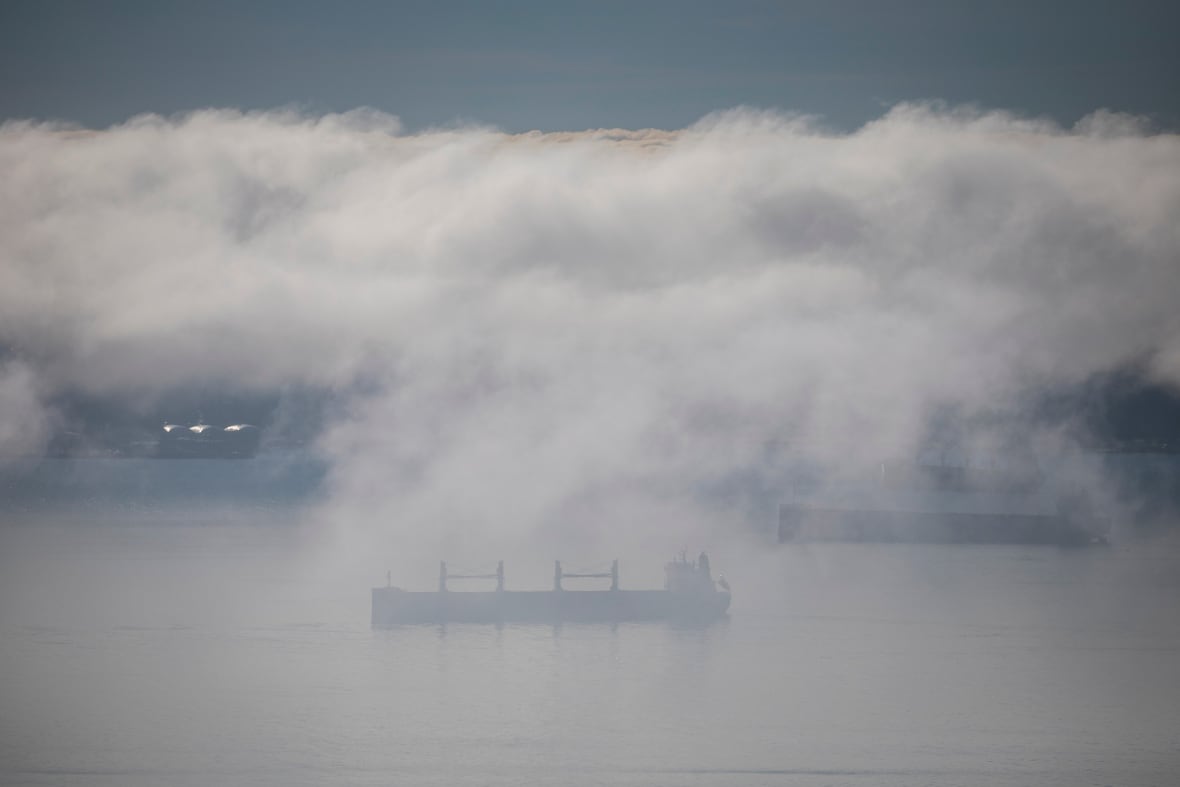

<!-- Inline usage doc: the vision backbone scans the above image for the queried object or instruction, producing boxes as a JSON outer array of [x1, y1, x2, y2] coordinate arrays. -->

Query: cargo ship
[[372, 553, 731, 625], [778, 460, 1111, 546]]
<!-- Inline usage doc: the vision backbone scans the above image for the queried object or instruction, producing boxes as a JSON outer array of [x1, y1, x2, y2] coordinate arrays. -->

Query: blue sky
[[2, 0, 1177, 131]]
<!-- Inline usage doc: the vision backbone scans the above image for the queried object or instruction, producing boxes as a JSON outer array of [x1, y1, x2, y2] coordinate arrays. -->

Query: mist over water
[[2, 511, 1179, 786], [3, 105, 1180, 784]]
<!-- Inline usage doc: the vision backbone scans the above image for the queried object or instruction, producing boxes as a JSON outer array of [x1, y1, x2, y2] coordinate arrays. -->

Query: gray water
[[2, 514, 1179, 786]]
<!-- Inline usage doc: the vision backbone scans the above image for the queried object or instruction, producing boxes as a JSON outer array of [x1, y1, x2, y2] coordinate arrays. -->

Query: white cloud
[[1, 104, 1178, 550], [0, 362, 52, 461]]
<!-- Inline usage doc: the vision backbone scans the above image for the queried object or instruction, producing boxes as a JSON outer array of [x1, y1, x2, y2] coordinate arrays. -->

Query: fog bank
[[2, 104, 1179, 554]]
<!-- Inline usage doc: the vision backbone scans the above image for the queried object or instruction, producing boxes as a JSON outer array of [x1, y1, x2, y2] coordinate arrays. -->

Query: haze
[[2, 3, 1179, 785]]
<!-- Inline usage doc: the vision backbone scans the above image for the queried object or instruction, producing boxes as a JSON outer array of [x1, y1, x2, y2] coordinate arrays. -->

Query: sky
[[2, 0, 1178, 132], [2, 1, 1179, 546]]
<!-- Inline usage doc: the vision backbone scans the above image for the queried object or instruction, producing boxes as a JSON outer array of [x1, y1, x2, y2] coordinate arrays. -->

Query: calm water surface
[[2, 514, 1178, 786]]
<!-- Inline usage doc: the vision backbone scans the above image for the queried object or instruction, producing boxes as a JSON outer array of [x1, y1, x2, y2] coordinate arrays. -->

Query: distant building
[[156, 423, 261, 458]]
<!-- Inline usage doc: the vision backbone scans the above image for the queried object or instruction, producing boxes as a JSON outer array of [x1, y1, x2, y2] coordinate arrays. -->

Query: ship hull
[[778, 504, 1108, 546], [371, 587, 731, 625]]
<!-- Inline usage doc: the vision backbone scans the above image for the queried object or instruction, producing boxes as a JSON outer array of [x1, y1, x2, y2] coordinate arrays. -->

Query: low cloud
[[2, 104, 1178, 552], [0, 361, 52, 461]]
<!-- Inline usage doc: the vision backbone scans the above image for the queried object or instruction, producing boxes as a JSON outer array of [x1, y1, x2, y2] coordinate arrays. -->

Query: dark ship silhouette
[[778, 459, 1110, 546], [372, 553, 731, 625]]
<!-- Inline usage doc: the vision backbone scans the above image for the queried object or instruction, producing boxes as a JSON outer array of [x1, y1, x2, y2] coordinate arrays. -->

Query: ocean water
[[2, 511, 1179, 787]]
